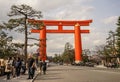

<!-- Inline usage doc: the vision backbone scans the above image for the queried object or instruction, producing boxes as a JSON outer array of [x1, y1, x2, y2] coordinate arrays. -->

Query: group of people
[[5, 54, 47, 80], [5, 56, 26, 80]]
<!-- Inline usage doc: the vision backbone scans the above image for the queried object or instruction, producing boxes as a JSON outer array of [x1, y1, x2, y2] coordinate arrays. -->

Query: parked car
[[59, 62, 63, 65], [105, 62, 118, 68], [85, 62, 94, 67], [71, 61, 85, 66]]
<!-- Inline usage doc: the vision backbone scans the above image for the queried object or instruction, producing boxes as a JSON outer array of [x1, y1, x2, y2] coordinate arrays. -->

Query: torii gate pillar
[[40, 26, 46, 61], [74, 23, 82, 63]]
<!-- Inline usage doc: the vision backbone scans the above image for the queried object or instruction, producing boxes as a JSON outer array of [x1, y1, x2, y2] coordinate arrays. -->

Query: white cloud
[[43, 4, 94, 20], [28, 45, 38, 54], [83, 37, 89, 41], [12, 39, 23, 43], [0, 0, 94, 21], [93, 40, 101, 45], [102, 16, 118, 24], [47, 34, 74, 54], [34, 0, 93, 11]]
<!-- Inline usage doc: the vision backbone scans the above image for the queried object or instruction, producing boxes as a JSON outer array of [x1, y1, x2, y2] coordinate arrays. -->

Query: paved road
[[35, 65, 120, 82]]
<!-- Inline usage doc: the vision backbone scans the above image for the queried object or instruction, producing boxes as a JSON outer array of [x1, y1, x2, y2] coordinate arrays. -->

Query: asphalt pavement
[[34, 65, 120, 82]]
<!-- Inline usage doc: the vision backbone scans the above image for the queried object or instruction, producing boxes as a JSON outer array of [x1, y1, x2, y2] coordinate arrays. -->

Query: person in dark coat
[[15, 57, 22, 77], [42, 61, 47, 74], [27, 54, 35, 79]]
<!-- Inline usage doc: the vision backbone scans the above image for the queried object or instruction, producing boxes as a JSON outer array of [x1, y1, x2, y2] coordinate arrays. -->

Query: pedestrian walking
[[5, 63, 12, 80], [0, 59, 5, 76], [26, 54, 35, 79], [42, 60, 47, 74], [12, 57, 16, 78], [39, 60, 43, 72], [15, 57, 22, 78], [21, 59, 26, 74], [5, 57, 13, 80]]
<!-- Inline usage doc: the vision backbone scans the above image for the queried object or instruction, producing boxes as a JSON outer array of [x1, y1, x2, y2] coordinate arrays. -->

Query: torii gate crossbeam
[[28, 19, 92, 63]]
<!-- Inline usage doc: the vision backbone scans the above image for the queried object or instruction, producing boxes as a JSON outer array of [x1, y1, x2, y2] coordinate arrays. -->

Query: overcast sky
[[0, 0, 120, 56]]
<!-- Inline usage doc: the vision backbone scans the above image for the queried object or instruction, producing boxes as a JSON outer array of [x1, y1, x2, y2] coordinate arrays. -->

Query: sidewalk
[[2, 70, 40, 82], [95, 65, 107, 68]]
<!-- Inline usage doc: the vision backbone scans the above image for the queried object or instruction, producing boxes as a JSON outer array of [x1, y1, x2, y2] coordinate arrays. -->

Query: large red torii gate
[[28, 19, 92, 63]]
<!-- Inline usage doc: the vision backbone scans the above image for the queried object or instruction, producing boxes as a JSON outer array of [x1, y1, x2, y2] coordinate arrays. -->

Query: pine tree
[[2, 4, 43, 62], [106, 31, 116, 56], [116, 16, 120, 56]]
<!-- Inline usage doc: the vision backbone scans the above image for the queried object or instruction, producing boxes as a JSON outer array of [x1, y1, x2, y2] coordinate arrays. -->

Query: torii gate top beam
[[28, 19, 92, 26], [28, 19, 92, 34]]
